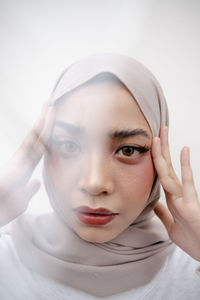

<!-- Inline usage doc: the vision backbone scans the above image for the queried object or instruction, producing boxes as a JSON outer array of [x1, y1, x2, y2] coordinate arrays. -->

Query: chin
[[75, 227, 119, 243]]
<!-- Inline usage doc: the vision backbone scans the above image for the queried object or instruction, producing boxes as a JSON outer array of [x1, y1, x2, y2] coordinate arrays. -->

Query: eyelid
[[116, 144, 150, 152], [52, 136, 79, 144], [52, 138, 80, 145], [115, 144, 150, 159], [51, 138, 81, 154]]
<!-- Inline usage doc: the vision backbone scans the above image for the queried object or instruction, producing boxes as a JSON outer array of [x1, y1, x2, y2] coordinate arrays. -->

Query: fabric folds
[[10, 53, 174, 297]]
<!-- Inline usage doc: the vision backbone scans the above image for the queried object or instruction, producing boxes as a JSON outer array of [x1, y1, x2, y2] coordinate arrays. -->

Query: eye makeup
[[114, 144, 150, 164], [50, 121, 152, 162], [116, 145, 150, 156]]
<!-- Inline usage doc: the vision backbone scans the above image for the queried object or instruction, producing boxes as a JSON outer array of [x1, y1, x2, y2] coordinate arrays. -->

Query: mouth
[[74, 206, 118, 226]]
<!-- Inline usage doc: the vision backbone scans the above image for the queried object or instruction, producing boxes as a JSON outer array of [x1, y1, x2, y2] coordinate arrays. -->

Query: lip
[[74, 206, 116, 215], [74, 206, 118, 226]]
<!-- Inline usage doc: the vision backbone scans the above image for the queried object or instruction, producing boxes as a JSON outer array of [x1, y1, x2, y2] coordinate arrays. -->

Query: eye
[[51, 139, 81, 156], [63, 141, 80, 153], [116, 145, 150, 159], [119, 146, 136, 157]]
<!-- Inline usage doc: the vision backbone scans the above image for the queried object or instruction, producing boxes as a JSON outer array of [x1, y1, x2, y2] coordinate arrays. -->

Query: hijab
[[11, 53, 174, 297]]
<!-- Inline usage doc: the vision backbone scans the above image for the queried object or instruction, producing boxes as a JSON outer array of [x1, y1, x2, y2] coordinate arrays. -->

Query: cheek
[[134, 157, 155, 189], [44, 154, 79, 192], [116, 154, 155, 204]]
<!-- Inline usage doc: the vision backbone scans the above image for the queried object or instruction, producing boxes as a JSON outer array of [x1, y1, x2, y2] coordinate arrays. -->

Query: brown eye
[[121, 146, 135, 157], [116, 145, 150, 162]]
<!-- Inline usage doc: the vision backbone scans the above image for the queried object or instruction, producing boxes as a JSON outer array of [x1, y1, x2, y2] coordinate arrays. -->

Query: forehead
[[55, 80, 152, 136]]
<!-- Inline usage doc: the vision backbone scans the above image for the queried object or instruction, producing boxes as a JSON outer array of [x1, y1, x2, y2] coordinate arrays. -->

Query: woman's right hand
[[0, 103, 55, 227]]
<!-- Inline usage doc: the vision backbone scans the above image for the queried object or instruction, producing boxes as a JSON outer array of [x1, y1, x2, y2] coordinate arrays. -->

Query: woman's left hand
[[152, 126, 200, 261]]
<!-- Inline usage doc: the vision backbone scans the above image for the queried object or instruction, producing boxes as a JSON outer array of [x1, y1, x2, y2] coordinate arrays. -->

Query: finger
[[22, 102, 50, 150], [10, 104, 54, 182], [154, 202, 174, 234], [160, 127, 171, 162], [13, 102, 50, 164], [26, 105, 54, 168], [160, 126, 179, 179], [37, 105, 55, 153], [32, 102, 50, 135], [19, 105, 54, 167], [181, 147, 198, 203], [152, 137, 170, 182], [25, 179, 41, 201], [152, 137, 182, 197]]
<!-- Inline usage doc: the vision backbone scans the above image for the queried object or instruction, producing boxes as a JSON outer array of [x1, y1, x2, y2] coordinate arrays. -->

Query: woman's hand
[[152, 126, 200, 261], [0, 103, 55, 227]]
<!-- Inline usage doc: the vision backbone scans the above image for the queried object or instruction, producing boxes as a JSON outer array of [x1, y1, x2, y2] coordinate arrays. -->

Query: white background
[[0, 0, 200, 214]]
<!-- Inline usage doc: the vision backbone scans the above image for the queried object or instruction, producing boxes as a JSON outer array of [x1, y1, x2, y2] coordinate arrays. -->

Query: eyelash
[[51, 140, 150, 159], [52, 140, 81, 154], [115, 145, 150, 158]]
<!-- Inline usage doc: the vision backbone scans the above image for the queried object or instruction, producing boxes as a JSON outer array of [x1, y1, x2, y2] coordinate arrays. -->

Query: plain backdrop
[[0, 0, 200, 214]]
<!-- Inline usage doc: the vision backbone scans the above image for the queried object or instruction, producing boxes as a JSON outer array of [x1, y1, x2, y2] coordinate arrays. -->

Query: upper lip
[[74, 206, 117, 215]]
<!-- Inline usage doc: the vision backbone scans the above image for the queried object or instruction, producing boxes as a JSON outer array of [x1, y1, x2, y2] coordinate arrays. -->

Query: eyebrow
[[110, 129, 151, 140], [54, 121, 83, 135], [54, 121, 151, 140]]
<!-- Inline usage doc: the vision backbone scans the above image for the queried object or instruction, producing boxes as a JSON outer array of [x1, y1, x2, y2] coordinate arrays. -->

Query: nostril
[[78, 166, 114, 196], [80, 186, 109, 196]]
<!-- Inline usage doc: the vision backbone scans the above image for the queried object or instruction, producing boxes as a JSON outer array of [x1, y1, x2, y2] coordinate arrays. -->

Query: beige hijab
[[11, 54, 174, 297]]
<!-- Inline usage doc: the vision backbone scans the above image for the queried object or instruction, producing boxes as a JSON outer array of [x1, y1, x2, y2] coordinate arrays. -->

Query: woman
[[0, 53, 200, 299]]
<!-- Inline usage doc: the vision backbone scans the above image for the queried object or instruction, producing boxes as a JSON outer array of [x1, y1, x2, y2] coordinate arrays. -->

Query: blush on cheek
[[138, 154, 155, 182], [119, 156, 155, 197], [137, 160, 155, 187]]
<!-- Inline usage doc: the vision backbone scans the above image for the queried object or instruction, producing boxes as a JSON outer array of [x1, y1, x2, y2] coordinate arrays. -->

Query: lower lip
[[75, 212, 116, 226]]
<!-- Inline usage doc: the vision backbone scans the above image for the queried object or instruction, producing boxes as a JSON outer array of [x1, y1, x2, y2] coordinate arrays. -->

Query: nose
[[78, 151, 114, 196]]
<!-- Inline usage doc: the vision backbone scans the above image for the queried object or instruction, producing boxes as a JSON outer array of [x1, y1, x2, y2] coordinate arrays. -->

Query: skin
[[45, 80, 155, 243], [0, 103, 54, 226], [0, 79, 200, 259]]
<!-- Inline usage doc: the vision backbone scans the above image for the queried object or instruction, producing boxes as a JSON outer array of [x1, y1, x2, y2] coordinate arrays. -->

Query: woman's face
[[45, 79, 155, 243]]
